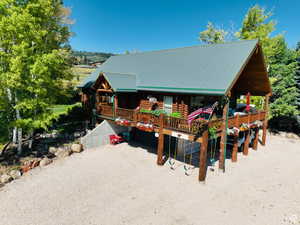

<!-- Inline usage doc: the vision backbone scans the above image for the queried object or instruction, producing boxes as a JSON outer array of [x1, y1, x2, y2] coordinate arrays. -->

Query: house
[[79, 40, 271, 182]]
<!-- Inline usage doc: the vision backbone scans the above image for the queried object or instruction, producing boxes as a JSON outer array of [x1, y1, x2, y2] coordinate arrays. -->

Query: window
[[190, 96, 204, 111], [163, 96, 173, 114]]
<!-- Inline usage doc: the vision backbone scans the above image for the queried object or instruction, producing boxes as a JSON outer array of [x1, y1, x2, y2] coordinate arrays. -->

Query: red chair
[[109, 134, 124, 145]]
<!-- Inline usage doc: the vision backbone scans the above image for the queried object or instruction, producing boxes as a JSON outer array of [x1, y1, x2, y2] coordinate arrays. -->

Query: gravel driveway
[[0, 134, 300, 225]]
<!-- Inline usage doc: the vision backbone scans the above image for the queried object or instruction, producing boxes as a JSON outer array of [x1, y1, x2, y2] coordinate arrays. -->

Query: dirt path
[[0, 135, 299, 225]]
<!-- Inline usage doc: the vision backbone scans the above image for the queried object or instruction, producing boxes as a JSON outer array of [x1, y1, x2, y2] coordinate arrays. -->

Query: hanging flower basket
[[136, 122, 154, 132], [115, 118, 131, 127]]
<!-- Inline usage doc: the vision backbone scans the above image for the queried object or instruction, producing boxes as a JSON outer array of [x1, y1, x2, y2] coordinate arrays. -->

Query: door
[[163, 96, 173, 114]]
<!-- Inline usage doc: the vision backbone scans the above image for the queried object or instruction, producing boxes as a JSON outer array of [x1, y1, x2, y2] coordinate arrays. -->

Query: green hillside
[[71, 51, 114, 64]]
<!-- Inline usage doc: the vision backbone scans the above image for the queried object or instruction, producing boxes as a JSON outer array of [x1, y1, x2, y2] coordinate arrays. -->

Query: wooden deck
[[96, 103, 268, 182], [96, 104, 266, 135]]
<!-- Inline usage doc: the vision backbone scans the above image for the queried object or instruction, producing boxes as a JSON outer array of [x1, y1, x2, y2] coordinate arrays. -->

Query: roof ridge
[[110, 39, 258, 57], [103, 71, 137, 76]]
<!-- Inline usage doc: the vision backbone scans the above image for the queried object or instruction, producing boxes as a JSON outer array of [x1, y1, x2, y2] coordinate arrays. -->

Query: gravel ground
[[0, 134, 300, 225]]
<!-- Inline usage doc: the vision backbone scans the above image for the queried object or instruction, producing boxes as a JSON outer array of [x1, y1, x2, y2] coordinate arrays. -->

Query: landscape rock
[[9, 170, 22, 179], [55, 148, 72, 158], [49, 146, 58, 154], [71, 144, 83, 153], [1, 174, 13, 183], [39, 157, 53, 167]]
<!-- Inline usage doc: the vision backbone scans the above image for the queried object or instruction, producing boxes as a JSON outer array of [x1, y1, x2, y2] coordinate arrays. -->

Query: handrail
[[116, 107, 135, 121], [95, 105, 267, 134]]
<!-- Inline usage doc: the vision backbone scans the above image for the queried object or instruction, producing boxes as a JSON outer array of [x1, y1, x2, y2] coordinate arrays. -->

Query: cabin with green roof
[[79, 40, 271, 182]]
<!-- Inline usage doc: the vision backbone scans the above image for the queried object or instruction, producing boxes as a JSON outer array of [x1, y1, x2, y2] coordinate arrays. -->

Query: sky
[[64, 0, 300, 54]]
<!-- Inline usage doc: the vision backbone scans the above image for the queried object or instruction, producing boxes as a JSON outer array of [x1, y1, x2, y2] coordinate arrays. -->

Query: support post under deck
[[219, 99, 229, 171], [199, 129, 209, 182], [262, 94, 270, 146], [157, 114, 164, 165], [231, 114, 239, 162]]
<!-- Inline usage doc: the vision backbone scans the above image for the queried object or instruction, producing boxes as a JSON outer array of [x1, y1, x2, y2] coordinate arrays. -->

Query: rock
[[49, 146, 58, 154], [39, 157, 53, 167], [9, 170, 22, 179], [21, 165, 31, 173], [1, 174, 13, 183], [55, 148, 72, 158], [71, 144, 83, 153]]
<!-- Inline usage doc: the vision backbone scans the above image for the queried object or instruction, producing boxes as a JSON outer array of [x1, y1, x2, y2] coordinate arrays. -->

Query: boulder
[[55, 148, 72, 158], [9, 170, 22, 179], [39, 157, 53, 167], [1, 174, 13, 183], [48, 146, 58, 154], [71, 144, 83, 153]]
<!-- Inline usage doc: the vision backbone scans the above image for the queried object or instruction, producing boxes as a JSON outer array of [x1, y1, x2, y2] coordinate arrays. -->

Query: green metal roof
[[79, 40, 259, 95], [103, 72, 137, 92]]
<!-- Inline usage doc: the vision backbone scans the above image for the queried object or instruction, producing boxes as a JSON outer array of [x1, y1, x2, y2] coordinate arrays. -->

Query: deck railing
[[136, 112, 160, 126], [116, 108, 135, 121], [96, 106, 266, 134], [97, 104, 114, 118]]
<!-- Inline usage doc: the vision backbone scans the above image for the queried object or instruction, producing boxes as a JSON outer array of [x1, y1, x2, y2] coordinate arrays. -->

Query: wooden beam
[[243, 130, 250, 155], [114, 94, 118, 118], [262, 94, 270, 145], [157, 114, 165, 165], [162, 129, 203, 143], [199, 129, 209, 182], [252, 127, 259, 150], [231, 114, 239, 162], [97, 89, 113, 93], [219, 100, 229, 171]]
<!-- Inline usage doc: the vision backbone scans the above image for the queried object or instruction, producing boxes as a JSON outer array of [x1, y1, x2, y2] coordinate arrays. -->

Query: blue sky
[[64, 0, 300, 53]]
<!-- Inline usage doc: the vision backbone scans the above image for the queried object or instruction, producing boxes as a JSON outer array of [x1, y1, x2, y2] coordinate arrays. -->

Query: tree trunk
[[17, 128, 22, 155], [28, 131, 34, 149], [15, 95, 22, 155], [13, 127, 17, 144]]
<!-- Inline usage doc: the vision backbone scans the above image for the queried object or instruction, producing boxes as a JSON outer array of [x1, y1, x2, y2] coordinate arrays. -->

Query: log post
[[219, 99, 229, 171], [114, 94, 118, 118], [231, 114, 239, 162], [157, 113, 165, 165], [199, 129, 209, 182], [252, 127, 259, 150], [243, 130, 250, 155], [262, 94, 270, 146], [242, 113, 251, 155]]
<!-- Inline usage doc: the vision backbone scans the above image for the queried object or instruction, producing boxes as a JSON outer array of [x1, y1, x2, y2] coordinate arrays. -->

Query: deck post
[[199, 129, 209, 182], [243, 113, 251, 155], [252, 127, 259, 150], [262, 94, 270, 146], [157, 113, 165, 165], [231, 114, 239, 162], [243, 130, 250, 155], [114, 94, 118, 118], [219, 98, 229, 171]]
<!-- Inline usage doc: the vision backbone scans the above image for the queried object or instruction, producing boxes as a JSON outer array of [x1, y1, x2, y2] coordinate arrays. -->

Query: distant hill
[[71, 51, 114, 65]]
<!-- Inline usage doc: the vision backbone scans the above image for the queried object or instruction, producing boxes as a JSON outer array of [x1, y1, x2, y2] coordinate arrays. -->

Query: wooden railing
[[97, 104, 114, 118], [96, 105, 267, 134], [116, 108, 134, 121], [163, 116, 206, 135], [136, 112, 160, 126], [226, 111, 266, 129]]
